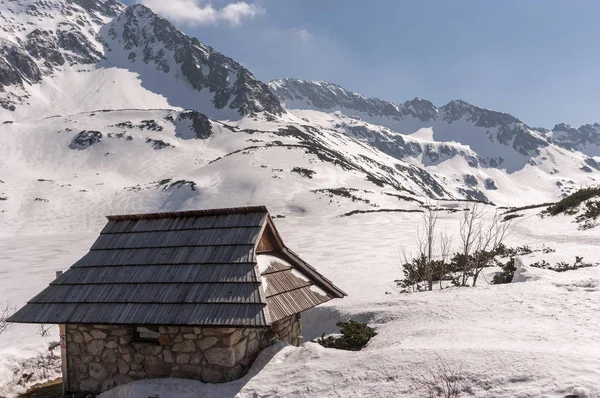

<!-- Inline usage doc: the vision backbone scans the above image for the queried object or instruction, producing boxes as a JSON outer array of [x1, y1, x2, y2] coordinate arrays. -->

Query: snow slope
[[2, 209, 599, 397]]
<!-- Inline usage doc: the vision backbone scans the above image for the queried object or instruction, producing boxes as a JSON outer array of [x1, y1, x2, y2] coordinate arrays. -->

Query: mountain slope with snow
[[0, 0, 282, 121]]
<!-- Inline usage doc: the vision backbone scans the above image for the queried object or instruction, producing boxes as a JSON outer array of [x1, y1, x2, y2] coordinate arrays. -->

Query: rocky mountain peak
[[400, 98, 437, 122], [0, 0, 284, 118], [550, 122, 600, 152], [105, 2, 285, 117], [440, 99, 522, 128]]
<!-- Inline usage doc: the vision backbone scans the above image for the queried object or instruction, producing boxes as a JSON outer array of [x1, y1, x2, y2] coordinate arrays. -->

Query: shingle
[[91, 227, 262, 250], [53, 264, 258, 284], [9, 303, 268, 326], [73, 245, 255, 266]]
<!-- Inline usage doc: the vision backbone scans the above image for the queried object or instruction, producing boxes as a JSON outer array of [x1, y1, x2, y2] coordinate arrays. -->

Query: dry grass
[[18, 378, 62, 398]]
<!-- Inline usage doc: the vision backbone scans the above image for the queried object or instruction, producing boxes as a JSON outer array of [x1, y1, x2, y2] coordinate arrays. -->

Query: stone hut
[[9, 206, 346, 394]]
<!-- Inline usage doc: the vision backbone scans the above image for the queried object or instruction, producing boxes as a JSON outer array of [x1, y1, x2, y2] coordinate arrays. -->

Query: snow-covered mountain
[[0, 0, 282, 120], [0, 0, 599, 236]]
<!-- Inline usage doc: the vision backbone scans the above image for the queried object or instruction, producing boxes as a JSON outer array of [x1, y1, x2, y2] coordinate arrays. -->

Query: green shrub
[[546, 187, 600, 216], [291, 167, 316, 179], [492, 257, 516, 284], [316, 320, 377, 351]]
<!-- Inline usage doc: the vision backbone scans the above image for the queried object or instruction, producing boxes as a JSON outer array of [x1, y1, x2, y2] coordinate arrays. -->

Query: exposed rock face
[[104, 4, 284, 117], [550, 123, 600, 152], [484, 177, 498, 190], [70, 131, 103, 149], [269, 79, 437, 122], [463, 174, 478, 187], [176, 111, 213, 139], [65, 315, 302, 394], [0, 1, 283, 118]]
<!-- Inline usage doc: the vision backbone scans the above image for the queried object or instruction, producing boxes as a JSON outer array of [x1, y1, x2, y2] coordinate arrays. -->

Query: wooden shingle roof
[[9, 206, 346, 327]]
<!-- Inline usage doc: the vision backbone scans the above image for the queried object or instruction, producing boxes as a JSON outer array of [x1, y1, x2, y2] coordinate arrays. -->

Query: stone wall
[[65, 314, 302, 394], [271, 314, 302, 346]]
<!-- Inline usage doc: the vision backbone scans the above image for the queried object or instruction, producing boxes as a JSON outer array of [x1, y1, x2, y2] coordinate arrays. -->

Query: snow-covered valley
[[2, 210, 600, 397]]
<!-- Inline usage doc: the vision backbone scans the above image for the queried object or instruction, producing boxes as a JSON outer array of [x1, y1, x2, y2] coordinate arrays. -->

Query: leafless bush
[[0, 301, 15, 336], [411, 355, 467, 398], [37, 323, 55, 337]]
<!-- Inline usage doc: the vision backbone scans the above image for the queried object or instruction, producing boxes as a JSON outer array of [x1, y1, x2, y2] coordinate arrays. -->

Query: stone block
[[239, 357, 254, 368], [83, 332, 93, 343], [234, 339, 247, 362], [183, 333, 197, 340], [163, 349, 174, 363], [119, 335, 132, 345], [71, 357, 88, 375], [134, 353, 145, 363], [181, 327, 194, 334], [158, 326, 168, 334], [190, 353, 202, 365], [173, 334, 183, 343], [79, 377, 100, 393], [197, 336, 218, 350], [101, 348, 117, 363], [114, 374, 134, 386], [101, 378, 116, 392], [182, 364, 202, 373], [246, 337, 259, 356], [81, 355, 94, 364], [86, 340, 106, 355], [72, 333, 85, 344], [223, 364, 242, 382], [128, 370, 146, 378], [172, 340, 196, 353], [205, 347, 236, 367], [117, 359, 129, 375], [144, 355, 170, 377], [167, 326, 178, 334], [146, 345, 163, 356], [110, 329, 128, 337], [89, 363, 108, 379], [106, 340, 118, 350], [130, 364, 143, 370], [201, 367, 223, 383], [176, 353, 190, 364], [193, 327, 203, 335], [203, 327, 236, 336], [158, 335, 170, 346], [91, 330, 107, 339], [222, 330, 243, 346]]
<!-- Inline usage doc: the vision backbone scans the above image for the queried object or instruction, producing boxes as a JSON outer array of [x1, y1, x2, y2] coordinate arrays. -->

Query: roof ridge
[[106, 206, 269, 221]]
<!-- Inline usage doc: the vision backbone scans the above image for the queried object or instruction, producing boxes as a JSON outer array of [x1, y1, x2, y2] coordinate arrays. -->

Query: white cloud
[[139, 0, 265, 26], [294, 28, 312, 43]]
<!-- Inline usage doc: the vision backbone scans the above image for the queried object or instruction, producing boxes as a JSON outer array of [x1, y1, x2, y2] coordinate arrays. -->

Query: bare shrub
[[0, 301, 15, 336], [411, 355, 467, 398], [37, 324, 55, 337]]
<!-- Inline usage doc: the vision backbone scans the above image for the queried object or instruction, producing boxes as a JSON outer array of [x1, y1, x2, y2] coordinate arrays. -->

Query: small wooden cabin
[[9, 206, 346, 394]]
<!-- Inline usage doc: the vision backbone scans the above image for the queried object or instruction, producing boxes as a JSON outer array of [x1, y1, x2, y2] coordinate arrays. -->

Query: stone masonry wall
[[65, 314, 302, 394], [271, 314, 302, 346]]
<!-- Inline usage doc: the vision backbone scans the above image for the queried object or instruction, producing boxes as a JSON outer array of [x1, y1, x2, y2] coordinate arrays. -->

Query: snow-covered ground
[[2, 207, 599, 397]]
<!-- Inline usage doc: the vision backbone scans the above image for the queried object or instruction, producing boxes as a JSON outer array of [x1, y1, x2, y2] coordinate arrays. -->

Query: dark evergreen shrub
[[316, 320, 377, 351]]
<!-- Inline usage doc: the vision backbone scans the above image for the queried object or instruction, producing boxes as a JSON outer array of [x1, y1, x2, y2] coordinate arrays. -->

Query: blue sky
[[128, 0, 600, 128]]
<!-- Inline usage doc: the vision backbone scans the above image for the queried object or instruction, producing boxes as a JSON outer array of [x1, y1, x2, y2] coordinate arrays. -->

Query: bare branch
[[37, 324, 55, 337], [0, 302, 15, 336]]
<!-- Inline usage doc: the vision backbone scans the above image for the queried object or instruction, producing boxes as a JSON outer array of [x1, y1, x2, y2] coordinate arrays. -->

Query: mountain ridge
[[0, 0, 598, 236]]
